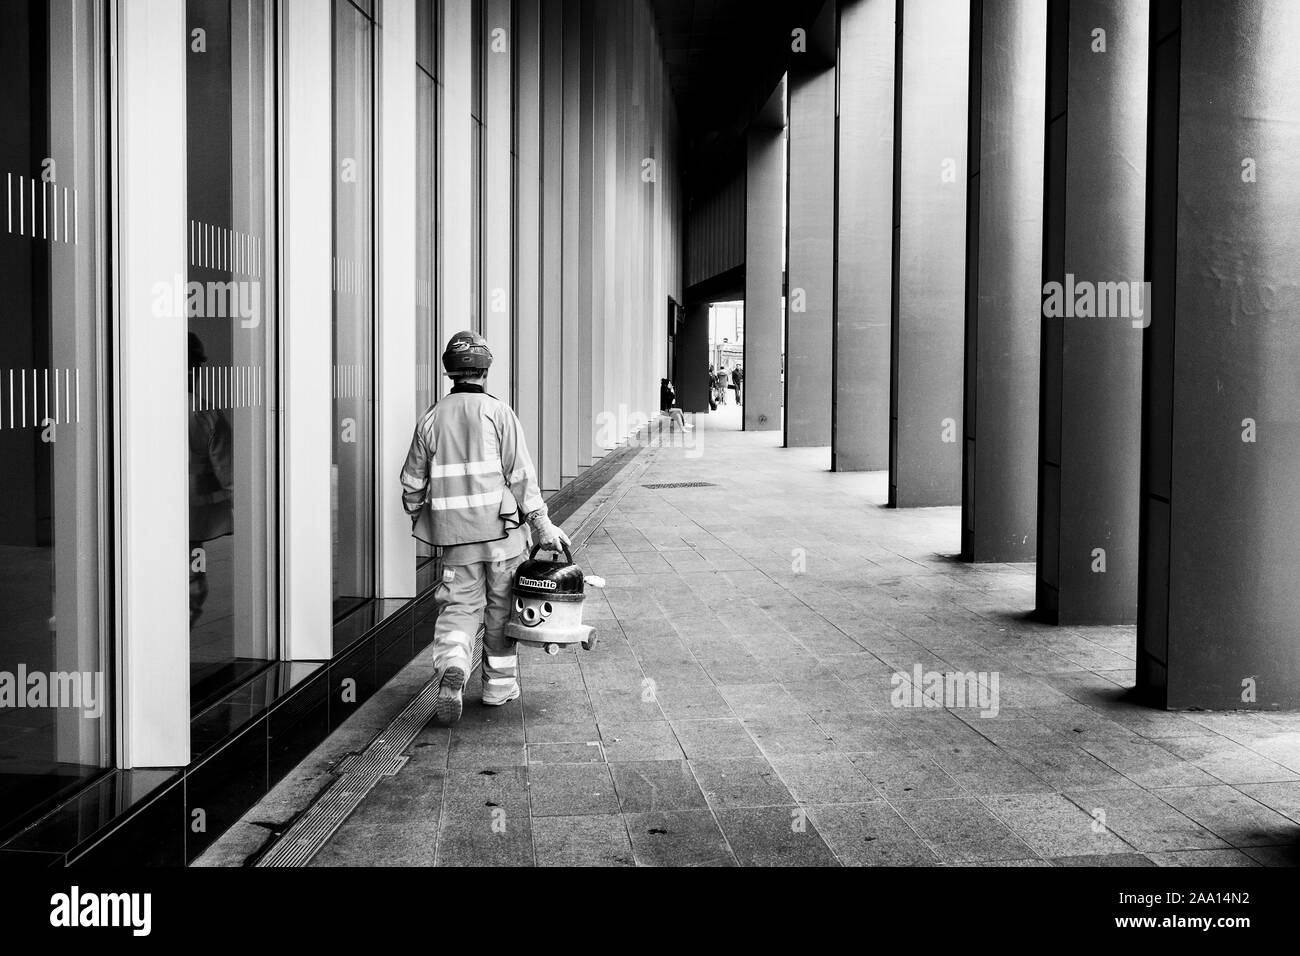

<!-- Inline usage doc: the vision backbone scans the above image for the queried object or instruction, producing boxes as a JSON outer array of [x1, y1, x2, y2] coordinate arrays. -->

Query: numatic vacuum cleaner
[[504, 543, 604, 656]]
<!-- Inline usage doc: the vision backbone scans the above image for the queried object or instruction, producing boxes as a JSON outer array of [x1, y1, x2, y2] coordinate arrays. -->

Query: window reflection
[[416, 0, 440, 579], [333, 0, 376, 618], [185, 0, 276, 708], [0, 0, 108, 839]]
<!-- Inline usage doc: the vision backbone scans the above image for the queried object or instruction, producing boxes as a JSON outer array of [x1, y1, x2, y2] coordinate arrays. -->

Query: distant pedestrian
[[711, 366, 728, 407], [707, 365, 718, 411], [732, 364, 744, 405], [660, 378, 693, 430]]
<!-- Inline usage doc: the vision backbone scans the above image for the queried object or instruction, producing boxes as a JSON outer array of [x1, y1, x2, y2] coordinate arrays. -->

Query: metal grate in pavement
[[256, 627, 483, 867], [641, 481, 718, 490]]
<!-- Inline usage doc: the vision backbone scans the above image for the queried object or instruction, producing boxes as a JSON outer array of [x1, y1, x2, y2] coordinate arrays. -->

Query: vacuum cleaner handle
[[529, 541, 574, 565]]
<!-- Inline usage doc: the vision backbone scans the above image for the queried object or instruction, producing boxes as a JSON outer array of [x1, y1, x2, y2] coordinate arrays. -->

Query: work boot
[[482, 679, 521, 708], [433, 665, 467, 725]]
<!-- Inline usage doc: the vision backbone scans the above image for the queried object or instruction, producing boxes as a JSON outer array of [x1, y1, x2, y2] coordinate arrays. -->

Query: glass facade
[[416, 0, 439, 417], [0, 0, 684, 859], [416, 0, 440, 576], [332, 0, 377, 619], [185, 0, 277, 710], [470, 0, 484, 333], [0, 0, 109, 837]]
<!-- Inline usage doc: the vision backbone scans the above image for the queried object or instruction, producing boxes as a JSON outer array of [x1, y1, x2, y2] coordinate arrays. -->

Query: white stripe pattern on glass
[[188, 219, 265, 278], [189, 365, 266, 413], [332, 364, 368, 399], [0, 368, 83, 430], [6, 172, 79, 244]]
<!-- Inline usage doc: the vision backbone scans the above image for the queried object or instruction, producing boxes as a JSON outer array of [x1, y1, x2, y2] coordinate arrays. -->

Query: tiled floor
[[305, 405, 1300, 866]]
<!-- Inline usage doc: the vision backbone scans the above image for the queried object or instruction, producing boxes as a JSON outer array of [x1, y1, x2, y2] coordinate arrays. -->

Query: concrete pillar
[[377, 0, 418, 599], [889, 0, 970, 508], [744, 82, 785, 433], [593, 1, 615, 457], [540, 0, 564, 492], [515, 0, 542, 461], [784, 0, 836, 448], [441, 0, 473, 340], [1140, 0, 1300, 708], [281, 0, 334, 663], [961, 0, 1046, 561], [1037, 0, 1147, 623], [833, 0, 895, 469], [561, 0, 582, 480], [483, 0, 513, 398], [117, 0, 190, 766]]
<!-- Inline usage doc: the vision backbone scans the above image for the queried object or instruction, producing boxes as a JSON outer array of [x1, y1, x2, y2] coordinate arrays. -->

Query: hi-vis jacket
[[400, 385, 546, 547]]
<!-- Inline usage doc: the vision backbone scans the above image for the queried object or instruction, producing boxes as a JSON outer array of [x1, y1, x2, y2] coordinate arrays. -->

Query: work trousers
[[432, 553, 523, 693]]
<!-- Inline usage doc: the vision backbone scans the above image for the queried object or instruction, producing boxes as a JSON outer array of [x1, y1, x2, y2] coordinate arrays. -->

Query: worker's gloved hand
[[528, 511, 571, 552]]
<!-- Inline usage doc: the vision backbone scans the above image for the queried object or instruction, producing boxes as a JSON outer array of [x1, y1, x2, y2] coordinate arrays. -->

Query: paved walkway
[[255, 404, 1300, 866]]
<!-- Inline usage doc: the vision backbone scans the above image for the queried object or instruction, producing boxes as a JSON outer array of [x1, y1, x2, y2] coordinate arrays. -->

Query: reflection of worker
[[188, 333, 234, 627], [400, 331, 570, 725]]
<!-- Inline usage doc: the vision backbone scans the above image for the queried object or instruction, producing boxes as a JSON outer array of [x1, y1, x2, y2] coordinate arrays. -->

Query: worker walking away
[[400, 331, 571, 725]]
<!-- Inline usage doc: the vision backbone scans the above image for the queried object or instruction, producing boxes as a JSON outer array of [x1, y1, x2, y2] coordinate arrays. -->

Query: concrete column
[[833, 0, 894, 469], [561, 0, 582, 480], [540, 0, 564, 492], [515, 0, 542, 461], [889, 0, 970, 508], [281, 0, 334, 663], [744, 82, 785, 433], [377, 0, 418, 600], [1037, 0, 1147, 623], [961, 0, 1046, 561], [483, 0, 513, 397], [441, 0, 473, 340], [590, 0, 608, 463], [591, 0, 612, 460], [784, 1, 836, 449], [1140, 0, 1300, 708], [117, 0, 190, 766]]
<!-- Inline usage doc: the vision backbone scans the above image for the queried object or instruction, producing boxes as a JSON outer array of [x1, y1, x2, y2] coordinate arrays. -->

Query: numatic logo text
[[519, 577, 557, 591], [891, 664, 1000, 718], [50, 887, 151, 936], [0, 667, 104, 718]]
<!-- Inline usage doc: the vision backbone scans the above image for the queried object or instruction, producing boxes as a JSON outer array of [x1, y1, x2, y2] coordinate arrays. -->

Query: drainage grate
[[256, 627, 484, 868], [642, 481, 718, 490], [255, 783, 375, 868]]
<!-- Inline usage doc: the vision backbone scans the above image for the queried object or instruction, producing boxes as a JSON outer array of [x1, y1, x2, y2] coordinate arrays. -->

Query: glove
[[527, 511, 571, 551]]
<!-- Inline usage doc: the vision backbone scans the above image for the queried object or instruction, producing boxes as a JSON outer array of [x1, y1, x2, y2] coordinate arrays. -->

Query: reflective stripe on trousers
[[432, 552, 522, 688]]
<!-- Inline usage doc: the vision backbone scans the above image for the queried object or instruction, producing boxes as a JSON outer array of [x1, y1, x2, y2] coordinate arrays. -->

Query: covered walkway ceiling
[[650, 0, 826, 184]]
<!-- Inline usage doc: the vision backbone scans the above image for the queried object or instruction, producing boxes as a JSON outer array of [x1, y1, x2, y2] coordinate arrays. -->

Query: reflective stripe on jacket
[[400, 386, 546, 547]]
